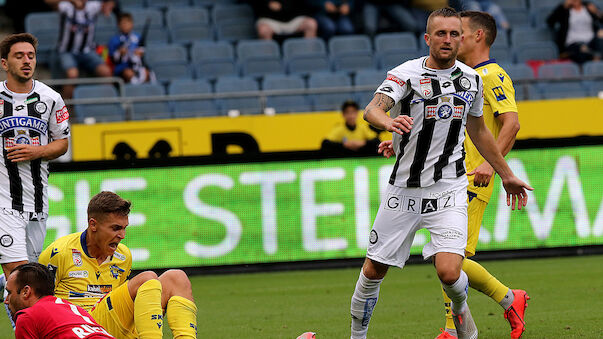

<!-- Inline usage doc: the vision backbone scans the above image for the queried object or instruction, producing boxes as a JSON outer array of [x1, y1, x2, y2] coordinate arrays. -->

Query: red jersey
[[14, 296, 114, 339]]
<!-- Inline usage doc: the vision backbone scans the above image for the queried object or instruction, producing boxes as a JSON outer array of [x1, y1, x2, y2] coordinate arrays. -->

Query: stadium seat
[[378, 50, 422, 70], [263, 74, 311, 113], [537, 81, 587, 99], [194, 59, 238, 80], [328, 35, 372, 57], [514, 83, 541, 101], [502, 63, 535, 81], [490, 32, 509, 49], [96, 13, 117, 32], [537, 62, 580, 79], [286, 55, 331, 75], [215, 23, 256, 42], [374, 32, 418, 53], [169, 26, 212, 44], [586, 80, 603, 97], [124, 84, 171, 120], [212, 4, 254, 26], [144, 44, 187, 65], [511, 28, 553, 47], [95, 28, 118, 46], [332, 51, 377, 73], [191, 41, 234, 62], [151, 63, 194, 82], [490, 46, 514, 64], [282, 38, 327, 58], [491, 0, 527, 9], [169, 79, 218, 117], [237, 39, 281, 61], [166, 7, 209, 29], [127, 8, 164, 30], [531, 6, 555, 27], [73, 85, 125, 123], [119, 0, 145, 8], [215, 76, 262, 115], [193, 0, 236, 6], [515, 42, 558, 63], [308, 72, 354, 111], [354, 69, 386, 107], [147, 0, 190, 8], [503, 8, 532, 28], [583, 60, 603, 77], [240, 57, 285, 78], [24, 12, 60, 61], [528, 0, 561, 9], [144, 28, 170, 45]]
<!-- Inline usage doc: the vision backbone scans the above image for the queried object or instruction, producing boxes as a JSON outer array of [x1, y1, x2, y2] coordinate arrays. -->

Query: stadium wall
[[47, 143, 603, 270], [70, 97, 603, 161]]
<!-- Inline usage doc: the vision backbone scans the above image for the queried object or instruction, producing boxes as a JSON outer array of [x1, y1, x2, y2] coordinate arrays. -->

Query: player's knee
[[160, 269, 191, 289], [437, 267, 460, 285], [362, 258, 388, 280], [136, 270, 159, 284]]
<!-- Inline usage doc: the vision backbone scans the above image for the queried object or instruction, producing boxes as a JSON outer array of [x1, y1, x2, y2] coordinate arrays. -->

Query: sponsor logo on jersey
[[378, 85, 393, 93], [68, 270, 89, 278], [34, 101, 47, 114], [15, 105, 25, 111], [110, 264, 125, 279], [386, 74, 405, 87], [498, 73, 505, 83], [72, 324, 112, 338], [482, 68, 488, 75], [492, 86, 507, 101], [383, 194, 455, 214], [0, 116, 48, 135], [0, 234, 13, 247], [72, 249, 83, 267], [87, 284, 113, 294], [113, 251, 126, 261], [51, 248, 59, 257], [419, 78, 432, 98], [56, 105, 69, 123]]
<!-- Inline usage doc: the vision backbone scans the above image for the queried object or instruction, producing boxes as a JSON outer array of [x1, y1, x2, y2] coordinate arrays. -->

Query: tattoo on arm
[[371, 93, 395, 112]]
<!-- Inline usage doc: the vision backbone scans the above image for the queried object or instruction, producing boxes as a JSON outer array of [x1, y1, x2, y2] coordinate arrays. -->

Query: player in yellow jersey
[[39, 191, 198, 339], [435, 11, 528, 339]]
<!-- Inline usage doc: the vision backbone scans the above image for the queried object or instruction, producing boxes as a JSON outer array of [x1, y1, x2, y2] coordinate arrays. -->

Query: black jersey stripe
[[1, 93, 24, 211], [388, 90, 413, 185], [406, 97, 438, 187], [27, 93, 44, 212], [433, 96, 466, 182]]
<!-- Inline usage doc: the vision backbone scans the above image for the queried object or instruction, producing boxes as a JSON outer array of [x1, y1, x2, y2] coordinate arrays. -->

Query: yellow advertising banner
[[71, 98, 603, 161]]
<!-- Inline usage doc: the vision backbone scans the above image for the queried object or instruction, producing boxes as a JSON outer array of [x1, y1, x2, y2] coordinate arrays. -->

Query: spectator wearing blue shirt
[[310, 0, 355, 40], [107, 13, 151, 84]]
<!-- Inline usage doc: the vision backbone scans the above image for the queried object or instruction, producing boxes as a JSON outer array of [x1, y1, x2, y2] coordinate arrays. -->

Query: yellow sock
[[166, 296, 198, 339], [134, 279, 164, 339], [440, 286, 456, 330], [463, 258, 509, 303]]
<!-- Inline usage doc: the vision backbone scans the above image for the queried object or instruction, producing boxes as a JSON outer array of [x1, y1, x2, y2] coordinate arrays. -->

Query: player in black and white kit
[[349, 8, 533, 339], [0, 33, 69, 320]]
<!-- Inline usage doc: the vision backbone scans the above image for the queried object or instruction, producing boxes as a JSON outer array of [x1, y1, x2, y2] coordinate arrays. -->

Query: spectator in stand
[[310, 0, 355, 40], [321, 100, 380, 155], [108, 13, 152, 84], [254, 0, 318, 40], [362, 0, 421, 37], [54, 0, 113, 99], [465, 0, 510, 31], [547, 0, 603, 64]]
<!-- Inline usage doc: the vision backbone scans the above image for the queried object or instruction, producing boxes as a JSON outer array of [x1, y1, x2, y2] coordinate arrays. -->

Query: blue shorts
[[59, 52, 104, 73]]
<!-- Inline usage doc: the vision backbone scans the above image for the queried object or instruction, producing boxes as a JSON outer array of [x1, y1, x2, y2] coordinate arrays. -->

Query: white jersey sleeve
[[48, 96, 70, 141], [87, 1, 103, 16], [468, 75, 484, 117], [374, 72, 411, 104], [58, 1, 73, 14]]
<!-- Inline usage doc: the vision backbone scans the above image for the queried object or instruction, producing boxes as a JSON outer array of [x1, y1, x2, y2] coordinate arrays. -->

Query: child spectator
[[108, 12, 153, 84]]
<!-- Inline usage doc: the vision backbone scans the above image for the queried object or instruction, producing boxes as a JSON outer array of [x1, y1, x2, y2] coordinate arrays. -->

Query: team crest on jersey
[[34, 101, 47, 114], [4, 131, 40, 149], [72, 249, 83, 267], [110, 265, 125, 279], [419, 78, 433, 98], [425, 97, 463, 120], [459, 77, 471, 90]]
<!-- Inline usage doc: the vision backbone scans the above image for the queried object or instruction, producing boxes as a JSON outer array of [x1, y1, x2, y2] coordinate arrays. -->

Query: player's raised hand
[[502, 176, 534, 210], [385, 115, 413, 135], [378, 140, 395, 158]]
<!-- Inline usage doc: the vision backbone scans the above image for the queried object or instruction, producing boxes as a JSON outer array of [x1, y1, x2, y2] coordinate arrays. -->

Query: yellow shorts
[[466, 194, 488, 257], [91, 281, 138, 339]]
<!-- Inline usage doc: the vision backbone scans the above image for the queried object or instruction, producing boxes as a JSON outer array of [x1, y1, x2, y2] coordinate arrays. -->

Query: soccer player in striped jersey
[[435, 11, 528, 339], [349, 8, 533, 339], [0, 33, 70, 322]]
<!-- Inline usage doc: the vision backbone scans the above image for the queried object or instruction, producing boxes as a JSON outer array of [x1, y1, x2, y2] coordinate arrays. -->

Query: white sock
[[499, 289, 514, 310], [350, 271, 383, 339], [442, 270, 469, 315]]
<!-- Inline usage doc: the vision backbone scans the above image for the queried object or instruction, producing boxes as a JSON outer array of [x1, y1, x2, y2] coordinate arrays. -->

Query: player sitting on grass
[[39, 191, 198, 338]]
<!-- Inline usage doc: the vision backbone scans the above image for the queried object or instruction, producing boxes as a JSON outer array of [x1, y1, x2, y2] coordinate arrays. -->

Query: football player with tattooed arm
[[348, 7, 533, 339], [0, 33, 69, 324]]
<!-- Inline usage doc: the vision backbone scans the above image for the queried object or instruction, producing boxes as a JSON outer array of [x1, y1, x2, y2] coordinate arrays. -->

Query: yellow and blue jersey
[[38, 231, 132, 312], [465, 59, 518, 202]]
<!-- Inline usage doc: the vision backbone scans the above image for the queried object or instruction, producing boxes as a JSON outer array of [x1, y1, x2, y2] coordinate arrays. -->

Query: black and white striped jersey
[[376, 57, 484, 188], [0, 81, 70, 213], [57, 1, 102, 54]]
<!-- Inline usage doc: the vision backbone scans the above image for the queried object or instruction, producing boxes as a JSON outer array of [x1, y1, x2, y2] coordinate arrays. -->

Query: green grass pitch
[[1, 255, 602, 338]]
